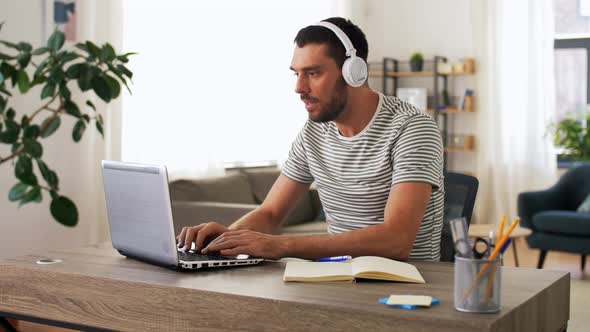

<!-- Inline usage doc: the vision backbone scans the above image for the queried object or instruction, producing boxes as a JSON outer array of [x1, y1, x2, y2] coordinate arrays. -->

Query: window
[[121, 1, 345, 177], [554, 0, 590, 121], [553, 0, 590, 165]]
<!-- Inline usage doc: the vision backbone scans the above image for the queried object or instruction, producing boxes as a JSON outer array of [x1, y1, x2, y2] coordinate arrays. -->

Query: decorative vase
[[410, 59, 423, 72]]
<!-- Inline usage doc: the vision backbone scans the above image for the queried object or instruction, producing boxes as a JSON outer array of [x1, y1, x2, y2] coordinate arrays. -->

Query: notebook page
[[350, 256, 425, 283], [283, 261, 352, 280]]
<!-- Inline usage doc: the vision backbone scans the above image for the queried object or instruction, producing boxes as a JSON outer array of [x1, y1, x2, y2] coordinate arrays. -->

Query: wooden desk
[[0, 243, 569, 331], [469, 224, 533, 267]]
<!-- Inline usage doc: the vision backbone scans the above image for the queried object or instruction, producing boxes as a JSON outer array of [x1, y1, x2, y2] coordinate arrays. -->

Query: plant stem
[[1, 97, 64, 165], [0, 146, 24, 165], [28, 94, 59, 124]]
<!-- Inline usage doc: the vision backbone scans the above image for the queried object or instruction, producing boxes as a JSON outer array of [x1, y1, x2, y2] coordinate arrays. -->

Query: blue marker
[[317, 255, 352, 262]]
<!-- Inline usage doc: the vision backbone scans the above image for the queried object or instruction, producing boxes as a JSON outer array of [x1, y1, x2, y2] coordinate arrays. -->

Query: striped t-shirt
[[282, 93, 444, 261]]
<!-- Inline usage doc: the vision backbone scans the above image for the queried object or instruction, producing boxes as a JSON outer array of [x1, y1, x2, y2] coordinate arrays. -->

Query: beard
[[302, 79, 348, 123]]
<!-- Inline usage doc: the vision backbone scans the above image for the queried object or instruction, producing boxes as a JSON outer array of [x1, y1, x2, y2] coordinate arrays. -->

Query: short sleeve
[[391, 114, 443, 189], [281, 128, 315, 184]]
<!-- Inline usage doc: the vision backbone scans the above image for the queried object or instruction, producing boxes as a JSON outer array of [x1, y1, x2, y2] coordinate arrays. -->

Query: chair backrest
[[555, 163, 590, 210], [440, 172, 479, 262]]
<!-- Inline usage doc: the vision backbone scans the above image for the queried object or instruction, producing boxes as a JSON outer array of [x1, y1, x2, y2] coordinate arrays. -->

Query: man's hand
[[202, 230, 286, 260], [176, 222, 229, 252]]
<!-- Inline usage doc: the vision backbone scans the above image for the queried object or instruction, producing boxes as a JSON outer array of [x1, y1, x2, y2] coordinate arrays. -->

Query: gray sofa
[[170, 168, 327, 236]]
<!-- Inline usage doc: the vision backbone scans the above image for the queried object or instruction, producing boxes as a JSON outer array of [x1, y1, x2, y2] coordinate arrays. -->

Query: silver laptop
[[100, 160, 263, 270]]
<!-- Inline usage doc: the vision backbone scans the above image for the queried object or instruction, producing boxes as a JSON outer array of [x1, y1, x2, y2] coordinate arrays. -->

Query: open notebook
[[283, 256, 425, 283]]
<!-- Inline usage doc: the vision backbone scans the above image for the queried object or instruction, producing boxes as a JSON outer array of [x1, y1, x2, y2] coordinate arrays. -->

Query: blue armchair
[[517, 164, 590, 270]]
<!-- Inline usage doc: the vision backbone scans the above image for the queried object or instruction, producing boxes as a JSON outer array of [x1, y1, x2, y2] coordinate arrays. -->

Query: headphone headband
[[312, 20, 367, 87], [314, 21, 356, 57]]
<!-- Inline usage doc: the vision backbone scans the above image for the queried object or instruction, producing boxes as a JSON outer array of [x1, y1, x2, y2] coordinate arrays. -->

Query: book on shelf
[[283, 256, 425, 283], [459, 89, 474, 111]]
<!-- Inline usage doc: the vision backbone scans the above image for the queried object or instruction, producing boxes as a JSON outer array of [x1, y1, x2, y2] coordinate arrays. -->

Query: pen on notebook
[[317, 255, 352, 262]]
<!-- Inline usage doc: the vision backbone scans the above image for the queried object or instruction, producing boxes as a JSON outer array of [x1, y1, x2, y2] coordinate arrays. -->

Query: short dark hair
[[293, 17, 368, 69]]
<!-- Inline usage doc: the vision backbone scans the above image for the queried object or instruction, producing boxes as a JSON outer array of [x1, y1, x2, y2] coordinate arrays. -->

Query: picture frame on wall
[[42, 0, 77, 42], [396, 87, 428, 111]]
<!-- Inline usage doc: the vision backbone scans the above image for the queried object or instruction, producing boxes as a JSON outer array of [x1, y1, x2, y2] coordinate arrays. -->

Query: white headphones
[[314, 21, 368, 87]]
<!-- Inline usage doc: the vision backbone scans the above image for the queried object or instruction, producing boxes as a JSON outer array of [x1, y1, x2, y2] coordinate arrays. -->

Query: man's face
[[290, 43, 348, 123]]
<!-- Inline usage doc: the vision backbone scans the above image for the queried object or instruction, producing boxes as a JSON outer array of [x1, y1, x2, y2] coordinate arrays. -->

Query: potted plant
[[0, 23, 134, 226], [409, 52, 424, 72], [548, 112, 590, 165]]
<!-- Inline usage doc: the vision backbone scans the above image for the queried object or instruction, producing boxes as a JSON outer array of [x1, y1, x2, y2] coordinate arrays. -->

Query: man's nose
[[294, 75, 310, 95]]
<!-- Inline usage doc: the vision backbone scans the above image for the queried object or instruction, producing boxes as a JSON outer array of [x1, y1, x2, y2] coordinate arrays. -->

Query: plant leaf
[[0, 121, 20, 143], [40, 116, 61, 138], [15, 155, 37, 185], [77, 65, 98, 91], [0, 52, 15, 60], [65, 63, 83, 79], [59, 82, 70, 100], [91, 75, 111, 102], [64, 100, 81, 117], [85, 41, 101, 58], [86, 100, 96, 111], [105, 75, 120, 99], [8, 182, 28, 202], [0, 40, 20, 50], [17, 42, 32, 52], [50, 196, 78, 227], [48, 29, 65, 51], [17, 52, 31, 68], [41, 82, 56, 99], [96, 118, 104, 137], [17, 70, 30, 93], [23, 138, 43, 158], [116, 64, 133, 79], [34, 57, 50, 78], [19, 186, 41, 206], [72, 120, 86, 142], [101, 43, 116, 61], [32, 47, 50, 56], [23, 124, 40, 138], [59, 52, 78, 64]]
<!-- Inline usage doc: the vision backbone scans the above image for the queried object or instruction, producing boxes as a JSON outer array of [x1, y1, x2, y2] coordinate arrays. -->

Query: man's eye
[[308, 71, 318, 77]]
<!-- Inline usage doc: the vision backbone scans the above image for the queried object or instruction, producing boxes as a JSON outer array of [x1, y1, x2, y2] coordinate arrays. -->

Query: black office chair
[[440, 172, 479, 262]]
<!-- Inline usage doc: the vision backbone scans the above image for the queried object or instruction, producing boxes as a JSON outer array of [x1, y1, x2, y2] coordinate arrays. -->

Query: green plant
[[0, 23, 134, 226], [410, 52, 424, 62], [548, 113, 590, 161]]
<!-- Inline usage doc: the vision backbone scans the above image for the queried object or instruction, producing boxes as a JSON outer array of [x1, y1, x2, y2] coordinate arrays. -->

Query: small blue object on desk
[[316, 255, 352, 262], [378, 297, 440, 310]]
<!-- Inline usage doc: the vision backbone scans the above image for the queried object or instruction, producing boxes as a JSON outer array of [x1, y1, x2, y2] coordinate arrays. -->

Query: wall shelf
[[370, 56, 476, 172]]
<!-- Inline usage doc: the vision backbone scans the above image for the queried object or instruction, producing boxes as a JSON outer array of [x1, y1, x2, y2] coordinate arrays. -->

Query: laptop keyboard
[[178, 251, 229, 261]]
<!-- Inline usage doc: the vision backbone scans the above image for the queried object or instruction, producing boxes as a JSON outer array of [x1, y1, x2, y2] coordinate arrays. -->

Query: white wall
[[0, 1, 110, 258], [351, 0, 478, 175]]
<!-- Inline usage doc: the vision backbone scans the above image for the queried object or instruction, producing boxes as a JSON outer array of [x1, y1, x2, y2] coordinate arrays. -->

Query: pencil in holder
[[454, 255, 501, 313]]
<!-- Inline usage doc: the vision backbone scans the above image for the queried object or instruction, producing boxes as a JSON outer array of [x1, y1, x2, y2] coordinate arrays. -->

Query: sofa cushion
[[169, 173, 256, 204], [241, 168, 316, 226], [532, 210, 590, 236], [281, 220, 328, 235]]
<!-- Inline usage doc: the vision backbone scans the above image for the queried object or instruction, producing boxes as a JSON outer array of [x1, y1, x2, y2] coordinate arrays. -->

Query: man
[[177, 17, 444, 261]]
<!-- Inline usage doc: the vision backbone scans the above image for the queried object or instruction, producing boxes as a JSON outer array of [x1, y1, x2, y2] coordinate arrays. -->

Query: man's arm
[[177, 174, 311, 252], [203, 181, 432, 260], [228, 174, 312, 234]]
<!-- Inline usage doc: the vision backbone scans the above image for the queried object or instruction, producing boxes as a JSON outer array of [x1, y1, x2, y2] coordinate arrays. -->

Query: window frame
[[554, 36, 590, 168]]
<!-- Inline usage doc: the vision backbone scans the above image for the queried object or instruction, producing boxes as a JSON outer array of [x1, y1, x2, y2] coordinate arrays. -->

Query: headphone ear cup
[[342, 56, 368, 87]]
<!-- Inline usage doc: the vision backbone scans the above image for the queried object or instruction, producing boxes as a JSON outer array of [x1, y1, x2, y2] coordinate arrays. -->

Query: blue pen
[[317, 255, 352, 262]]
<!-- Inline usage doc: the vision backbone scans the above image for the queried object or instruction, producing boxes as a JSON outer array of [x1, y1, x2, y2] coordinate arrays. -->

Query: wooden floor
[[7, 239, 589, 332]]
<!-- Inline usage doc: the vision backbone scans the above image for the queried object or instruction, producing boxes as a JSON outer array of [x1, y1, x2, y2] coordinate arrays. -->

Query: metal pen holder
[[454, 255, 501, 313]]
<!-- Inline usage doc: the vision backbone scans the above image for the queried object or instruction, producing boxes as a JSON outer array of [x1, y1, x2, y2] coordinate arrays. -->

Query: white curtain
[[121, 0, 347, 180], [73, 0, 124, 244], [471, 0, 558, 224]]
